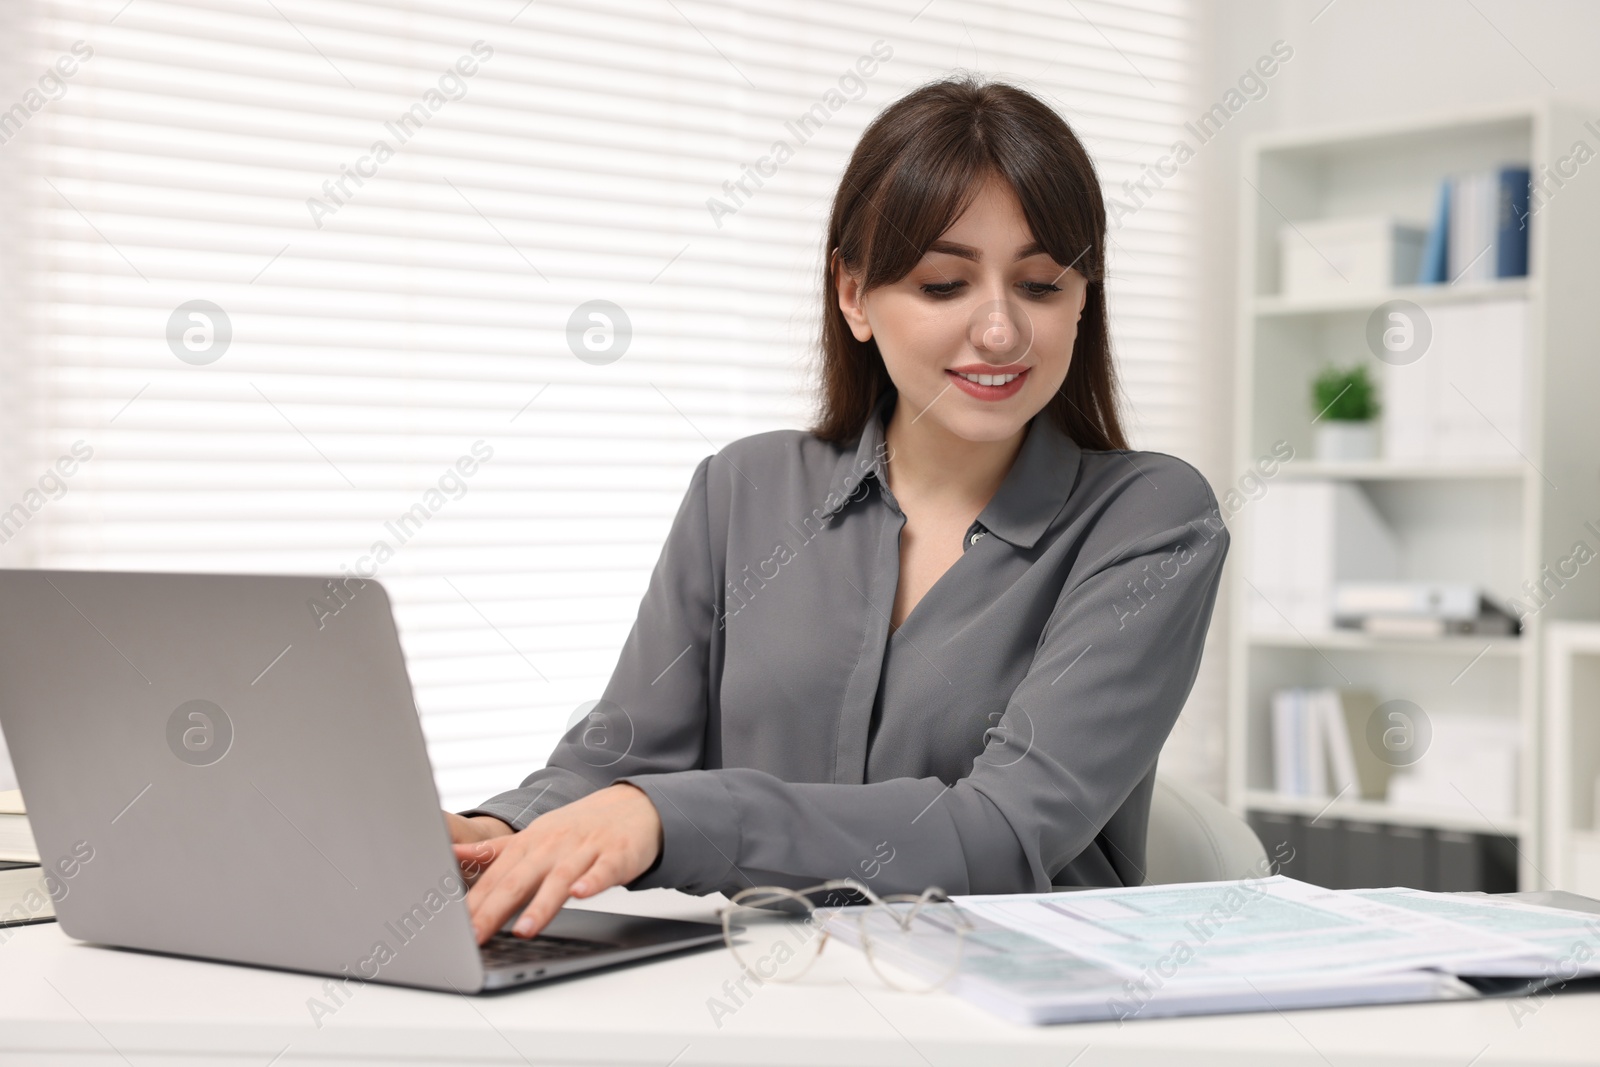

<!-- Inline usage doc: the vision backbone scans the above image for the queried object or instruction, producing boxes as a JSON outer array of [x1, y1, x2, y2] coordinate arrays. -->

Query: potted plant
[[1311, 363, 1380, 462]]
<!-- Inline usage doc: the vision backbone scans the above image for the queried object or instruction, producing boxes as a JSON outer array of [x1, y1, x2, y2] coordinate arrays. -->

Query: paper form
[[951, 876, 1540, 980], [1348, 887, 1600, 978], [821, 887, 1478, 1025]]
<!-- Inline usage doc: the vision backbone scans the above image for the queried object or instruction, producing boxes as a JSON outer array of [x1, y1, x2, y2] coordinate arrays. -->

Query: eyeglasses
[[718, 877, 975, 993]]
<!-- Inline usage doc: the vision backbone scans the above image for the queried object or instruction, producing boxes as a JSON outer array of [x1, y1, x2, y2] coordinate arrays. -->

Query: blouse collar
[[822, 387, 1084, 550]]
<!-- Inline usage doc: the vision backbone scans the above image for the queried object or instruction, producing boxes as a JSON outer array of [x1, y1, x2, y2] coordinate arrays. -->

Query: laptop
[[0, 569, 726, 993]]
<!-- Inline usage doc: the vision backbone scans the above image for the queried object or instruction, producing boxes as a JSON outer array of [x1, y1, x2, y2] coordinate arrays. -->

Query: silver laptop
[[0, 569, 725, 993]]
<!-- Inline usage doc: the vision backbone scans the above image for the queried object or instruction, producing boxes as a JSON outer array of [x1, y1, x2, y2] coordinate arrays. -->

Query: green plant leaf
[[1311, 363, 1380, 421]]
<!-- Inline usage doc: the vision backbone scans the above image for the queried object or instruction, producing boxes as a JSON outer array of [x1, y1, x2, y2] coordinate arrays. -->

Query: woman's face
[[835, 172, 1090, 445]]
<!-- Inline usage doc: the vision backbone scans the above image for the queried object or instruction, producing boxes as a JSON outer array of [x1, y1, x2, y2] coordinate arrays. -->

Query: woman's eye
[[918, 280, 1062, 298]]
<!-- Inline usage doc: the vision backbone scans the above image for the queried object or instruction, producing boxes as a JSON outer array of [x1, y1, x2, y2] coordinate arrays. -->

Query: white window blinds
[[2, 0, 1195, 809]]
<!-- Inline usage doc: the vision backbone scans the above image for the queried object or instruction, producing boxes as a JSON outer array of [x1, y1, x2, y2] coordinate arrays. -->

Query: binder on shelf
[[1495, 166, 1531, 278], [1382, 826, 1432, 890], [1245, 812, 1514, 893], [1435, 831, 1486, 892], [1381, 298, 1527, 465], [1249, 811, 1304, 877], [1249, 483, 1398, 634], [1343, 822, 1388, 887], [1301, 818, 1346, 888]]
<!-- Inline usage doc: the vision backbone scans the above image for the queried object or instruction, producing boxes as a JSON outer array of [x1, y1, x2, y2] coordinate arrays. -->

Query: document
[[954, 876, 1534, 979], [1348, 887, 1600, 978], [821, 876, 1597, 1026]]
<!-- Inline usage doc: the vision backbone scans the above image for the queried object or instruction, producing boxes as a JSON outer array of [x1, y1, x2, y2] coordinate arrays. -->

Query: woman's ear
[[833, 250, 873, 343]]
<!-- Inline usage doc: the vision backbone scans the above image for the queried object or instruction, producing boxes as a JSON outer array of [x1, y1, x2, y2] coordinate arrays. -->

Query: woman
[[447, 75, 1229, 944]]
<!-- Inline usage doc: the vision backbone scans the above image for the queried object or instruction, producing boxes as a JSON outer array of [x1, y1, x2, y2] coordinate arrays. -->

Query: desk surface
[[2, 886, 1596, 1066]]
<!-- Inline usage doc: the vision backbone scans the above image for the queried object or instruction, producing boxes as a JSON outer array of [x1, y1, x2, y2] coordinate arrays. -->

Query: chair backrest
[[1142, 773, 1269, 885]]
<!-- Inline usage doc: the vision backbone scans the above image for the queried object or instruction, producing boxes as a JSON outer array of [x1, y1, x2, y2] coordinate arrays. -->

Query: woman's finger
[[452, 838, 503, 861], [511, 854, 595, 938], [451, 839, 505, 886], [567, 853, 615, 898], [467, 834, 559, 944]]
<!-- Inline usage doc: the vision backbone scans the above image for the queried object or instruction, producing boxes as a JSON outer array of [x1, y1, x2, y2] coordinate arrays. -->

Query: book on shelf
[[1417, 165, 1530, 284], [1270, 686, 1388, 801]]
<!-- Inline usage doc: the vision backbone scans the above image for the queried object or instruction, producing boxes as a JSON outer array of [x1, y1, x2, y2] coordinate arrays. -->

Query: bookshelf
[[1543, 623, 1600, 897], [1226, 100, 1600, 892]]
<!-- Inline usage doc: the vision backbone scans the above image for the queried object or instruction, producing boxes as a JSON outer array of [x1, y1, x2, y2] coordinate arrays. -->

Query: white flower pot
[[1314, 421, 1378, 462]]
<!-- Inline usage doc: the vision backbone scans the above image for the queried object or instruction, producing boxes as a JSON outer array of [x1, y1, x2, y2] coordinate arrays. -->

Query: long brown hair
[[812, 75, 1127, 451]]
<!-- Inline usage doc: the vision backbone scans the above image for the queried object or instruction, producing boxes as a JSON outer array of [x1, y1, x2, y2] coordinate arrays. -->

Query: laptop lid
[[0, 569, 487, 993]]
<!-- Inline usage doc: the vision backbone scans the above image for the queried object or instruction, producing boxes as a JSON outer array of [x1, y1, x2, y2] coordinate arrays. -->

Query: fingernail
[[514, 918, 532, 936], [572, 881, 587, 894]]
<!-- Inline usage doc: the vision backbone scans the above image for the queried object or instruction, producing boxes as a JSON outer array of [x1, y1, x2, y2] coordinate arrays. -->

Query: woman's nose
[[967, 298, 1033, 364]]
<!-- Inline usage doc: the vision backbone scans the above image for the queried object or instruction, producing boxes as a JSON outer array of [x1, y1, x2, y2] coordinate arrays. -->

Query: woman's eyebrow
[[926, 239, 1048, 262]]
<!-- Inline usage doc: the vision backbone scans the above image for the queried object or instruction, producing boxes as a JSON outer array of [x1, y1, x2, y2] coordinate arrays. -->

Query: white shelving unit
[[1543, 623, 1600, 896], [1226, 100, 1600, 891]]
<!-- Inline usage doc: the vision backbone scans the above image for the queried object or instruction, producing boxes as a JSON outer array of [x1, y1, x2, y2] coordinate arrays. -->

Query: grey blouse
[[461, 389, 1229, 898]]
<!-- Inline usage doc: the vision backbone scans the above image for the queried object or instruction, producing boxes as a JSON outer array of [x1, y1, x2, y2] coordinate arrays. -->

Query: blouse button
[[969, 530, 986, 546]]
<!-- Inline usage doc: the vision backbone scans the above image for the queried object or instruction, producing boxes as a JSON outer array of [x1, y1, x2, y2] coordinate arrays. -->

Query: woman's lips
[[945, 366, 1029, 401]]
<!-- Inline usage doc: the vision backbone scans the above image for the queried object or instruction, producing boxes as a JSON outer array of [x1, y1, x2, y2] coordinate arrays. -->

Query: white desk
[[1, 886, 1595, 1066]]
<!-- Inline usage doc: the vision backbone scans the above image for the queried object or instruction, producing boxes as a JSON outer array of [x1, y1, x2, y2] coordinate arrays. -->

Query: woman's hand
[[444, 812, 516, 886], [449, 782, 664, 944]]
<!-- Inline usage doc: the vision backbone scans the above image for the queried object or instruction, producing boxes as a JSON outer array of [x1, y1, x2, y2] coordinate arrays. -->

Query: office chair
[[1141, 772, 1269, 885]]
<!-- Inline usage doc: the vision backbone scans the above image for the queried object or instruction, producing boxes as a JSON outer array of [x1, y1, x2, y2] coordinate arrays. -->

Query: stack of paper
[[821, 876, 1600, 1026]]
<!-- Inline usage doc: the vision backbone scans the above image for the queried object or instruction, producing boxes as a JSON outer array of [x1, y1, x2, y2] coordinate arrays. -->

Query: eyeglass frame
[[717, 877, 977, 993]]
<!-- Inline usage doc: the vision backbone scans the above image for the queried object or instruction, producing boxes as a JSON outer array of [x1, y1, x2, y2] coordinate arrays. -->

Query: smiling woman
[[450, 75, 1230, 946], [817, 80, 1120, 455]]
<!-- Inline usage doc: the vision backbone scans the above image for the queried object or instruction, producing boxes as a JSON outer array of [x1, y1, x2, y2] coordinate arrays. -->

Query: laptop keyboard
[[481, 932, 619, 968]]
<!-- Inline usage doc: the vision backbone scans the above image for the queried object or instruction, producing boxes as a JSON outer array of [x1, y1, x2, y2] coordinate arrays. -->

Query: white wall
[[1170, 0, 1600, 797]]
